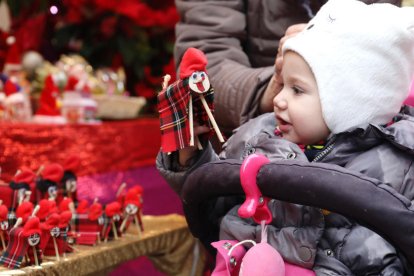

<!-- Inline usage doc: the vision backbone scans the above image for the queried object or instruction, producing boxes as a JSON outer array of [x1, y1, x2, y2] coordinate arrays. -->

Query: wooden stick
[[111, 221, 118, 240], [195, 136, 203, 150], [32, 246, 39, 266], [162, 74, 171, 90], [199, 94, 225, 142], [31, 205, 40, 217], [133, 215, 141, 237], [0, 232, 6, 252], [116, 183, 127, 198], [36, 165, 44, 176], [24, 191, 32, 202], [13, 217, 22, 229], [52, 237, 60, 261], [17, 191, 25, 206], [189, 94, 194, 146], [119, 214, 129, 233]]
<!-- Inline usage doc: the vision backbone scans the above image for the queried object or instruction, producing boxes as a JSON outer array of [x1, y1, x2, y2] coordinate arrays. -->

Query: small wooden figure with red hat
[[0, 202, 8, 252], [103, 201, 122, 242], [8, 168, 36, 218], [60, 154, 80, 202], [39, 213, 60, 255], [35, 163, 64, 202], [43, 210, 72, 261], [72, 199, 103, 246], [119, 186, 144, 236], [24, 216, 42, 267], [0, 203, 40, 269], [158, 47, 225, 153]]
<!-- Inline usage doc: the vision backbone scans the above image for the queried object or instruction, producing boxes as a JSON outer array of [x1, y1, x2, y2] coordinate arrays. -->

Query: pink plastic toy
[[404, 80, 414, 106], [237, 153, 316, 276], [238, 154, 272, 224]]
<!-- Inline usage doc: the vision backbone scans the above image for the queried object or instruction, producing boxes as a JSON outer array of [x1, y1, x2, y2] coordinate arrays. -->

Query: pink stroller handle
[[238, 154, 272, 224]]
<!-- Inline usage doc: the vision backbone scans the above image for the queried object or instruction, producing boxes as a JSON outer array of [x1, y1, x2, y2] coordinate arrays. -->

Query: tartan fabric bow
[[0, 228, 28, 268], [158, 77, 214, 153]]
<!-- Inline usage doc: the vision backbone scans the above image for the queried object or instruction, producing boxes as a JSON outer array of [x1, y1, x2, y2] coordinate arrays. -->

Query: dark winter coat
[[157, 106, 414, 275]]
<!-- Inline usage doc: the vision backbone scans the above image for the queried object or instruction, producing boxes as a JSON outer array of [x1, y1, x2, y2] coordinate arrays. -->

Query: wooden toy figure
[[24, 216, 42, 267], [103, 202, 122, 242], [158, 47, 225, 153], [36, 163, 64, 202], [0, 204, 8, 252], [119, 187, 143, 236]]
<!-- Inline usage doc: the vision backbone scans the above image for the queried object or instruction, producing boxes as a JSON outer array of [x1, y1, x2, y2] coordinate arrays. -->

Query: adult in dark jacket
[[174, 0, 401, 135], [159, 0, 414, 274]]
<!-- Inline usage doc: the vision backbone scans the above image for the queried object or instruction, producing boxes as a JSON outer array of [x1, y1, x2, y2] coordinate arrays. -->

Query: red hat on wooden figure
[[59, 197, 73, 212], [88, 203, 103, 221], [179, 48, 208, 79], [16, 201, 34, 223], [105, 202, 121, 218], [0, 205, 8, 221], [124, 190, 141, 208], [41, 163, 64, 183], [129, 185, 143, 196], [63, 155, 80, 172], [37, 199, 53, 220], [41, 213, 60, 231], [13, 169, 36, 184], [59, 211, 72, 228], [76, 199, 89, 214], [23, 217, 41, 237]]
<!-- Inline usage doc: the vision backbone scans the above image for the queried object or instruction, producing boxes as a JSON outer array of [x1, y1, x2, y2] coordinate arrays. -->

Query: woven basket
[[92, 95, 146, 120]]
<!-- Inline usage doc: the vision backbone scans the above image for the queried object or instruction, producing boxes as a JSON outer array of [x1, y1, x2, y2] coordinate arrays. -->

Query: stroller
[[180, 154, 414, 275]]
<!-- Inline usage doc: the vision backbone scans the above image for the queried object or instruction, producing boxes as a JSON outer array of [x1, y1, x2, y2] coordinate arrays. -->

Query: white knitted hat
[[283, 0, 414, 134]]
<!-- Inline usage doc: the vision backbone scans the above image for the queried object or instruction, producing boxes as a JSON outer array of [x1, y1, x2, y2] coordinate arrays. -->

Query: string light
[[50, 5, 58, 15]]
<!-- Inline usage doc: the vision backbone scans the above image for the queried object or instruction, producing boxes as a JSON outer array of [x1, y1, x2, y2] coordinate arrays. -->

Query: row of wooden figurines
[[0, 157, 144, 269]]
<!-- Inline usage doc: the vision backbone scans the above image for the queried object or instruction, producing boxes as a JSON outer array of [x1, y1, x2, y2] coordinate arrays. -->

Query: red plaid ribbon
[[43, 228, 68, 256], [0, 228, 28, 268], [26, 246, 42, 266], [158, 78, 214, 153], [72, 214, 102, 245]]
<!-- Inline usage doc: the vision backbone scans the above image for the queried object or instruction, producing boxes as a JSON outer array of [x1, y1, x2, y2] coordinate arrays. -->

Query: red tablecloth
[[0, 118, 160, 182]]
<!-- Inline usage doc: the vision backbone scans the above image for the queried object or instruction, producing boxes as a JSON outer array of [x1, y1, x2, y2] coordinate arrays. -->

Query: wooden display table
[[0, 214, 205, 276]]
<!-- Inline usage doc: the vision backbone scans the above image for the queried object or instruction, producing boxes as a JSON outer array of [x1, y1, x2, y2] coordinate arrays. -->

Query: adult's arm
[[182, 159, 414, 264], [174, 0, 275, 134]]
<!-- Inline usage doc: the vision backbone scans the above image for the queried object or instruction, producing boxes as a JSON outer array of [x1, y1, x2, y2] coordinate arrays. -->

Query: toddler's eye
[[292, 86, 304, 95]]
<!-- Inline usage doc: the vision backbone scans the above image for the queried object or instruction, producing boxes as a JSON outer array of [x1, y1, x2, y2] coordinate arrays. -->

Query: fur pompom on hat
[[41, 163, 64, 183], [283, 0, 414, 134], [179, 48, 208, 79], [23, 217, 41, 237], [13, 169, 36, 184]]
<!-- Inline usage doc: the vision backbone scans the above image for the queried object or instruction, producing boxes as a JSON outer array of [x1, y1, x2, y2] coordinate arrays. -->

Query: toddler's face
[[273, 51, 330, 145]]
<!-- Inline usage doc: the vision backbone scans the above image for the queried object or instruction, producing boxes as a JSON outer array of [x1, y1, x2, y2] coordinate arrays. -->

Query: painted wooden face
[[27, 233, 40, 246], [125, 204, 138, 215], [189, 71, 210, 93], [48, 186, 57, 199], [113, 214, 121, 222], [0, 221, 8, 231], [65, 179, 77, 192], [50, 227, 60, 238]]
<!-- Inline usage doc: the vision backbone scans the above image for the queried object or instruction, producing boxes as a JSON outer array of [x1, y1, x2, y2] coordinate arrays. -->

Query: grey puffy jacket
[[157, 106, 414, 275], [174, 0, 401, 134]]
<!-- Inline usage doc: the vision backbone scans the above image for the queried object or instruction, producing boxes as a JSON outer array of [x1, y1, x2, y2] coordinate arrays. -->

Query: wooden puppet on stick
[[158, 48, 225, 153]]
